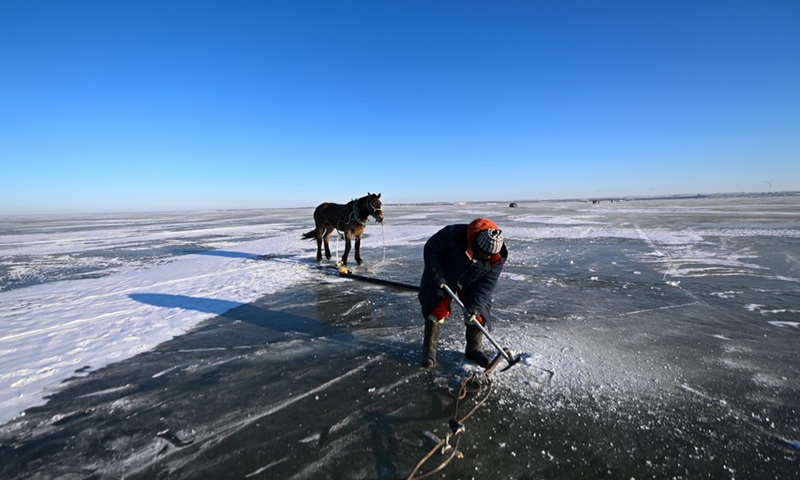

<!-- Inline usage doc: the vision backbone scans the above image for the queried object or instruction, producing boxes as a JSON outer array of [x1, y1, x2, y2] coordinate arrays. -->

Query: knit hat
[[476, 228, 503, 255]]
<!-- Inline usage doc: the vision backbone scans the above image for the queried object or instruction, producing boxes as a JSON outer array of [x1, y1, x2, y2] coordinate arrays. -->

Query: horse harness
[[341, 196, 382, 230]]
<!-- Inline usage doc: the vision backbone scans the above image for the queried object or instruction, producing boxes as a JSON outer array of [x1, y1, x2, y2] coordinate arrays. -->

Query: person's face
[[475, 247, 492, 260]]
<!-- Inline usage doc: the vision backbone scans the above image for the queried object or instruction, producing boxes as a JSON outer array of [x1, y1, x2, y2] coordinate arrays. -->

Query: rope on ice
[[405, 354, 505, 479]]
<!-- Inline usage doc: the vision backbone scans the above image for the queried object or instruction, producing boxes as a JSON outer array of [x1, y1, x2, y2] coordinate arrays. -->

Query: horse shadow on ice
[[195, 249, 259, 259], [129, 293, 243, 314], [0, 284, 450, 480]]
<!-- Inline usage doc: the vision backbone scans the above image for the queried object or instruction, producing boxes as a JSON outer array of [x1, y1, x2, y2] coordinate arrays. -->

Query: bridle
[[351, 195, 382, 226], [366, 196, 383, 218]]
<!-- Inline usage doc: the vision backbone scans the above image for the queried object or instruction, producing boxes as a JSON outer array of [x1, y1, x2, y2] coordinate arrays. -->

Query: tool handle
[[441, 284, 467, 314]]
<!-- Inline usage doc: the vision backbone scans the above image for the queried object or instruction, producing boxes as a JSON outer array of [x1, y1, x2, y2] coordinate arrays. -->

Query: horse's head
[[366, 192, 384, 223]]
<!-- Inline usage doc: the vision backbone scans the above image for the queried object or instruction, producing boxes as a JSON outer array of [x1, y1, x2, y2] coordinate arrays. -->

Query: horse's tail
[[301, 229, 318, 240]]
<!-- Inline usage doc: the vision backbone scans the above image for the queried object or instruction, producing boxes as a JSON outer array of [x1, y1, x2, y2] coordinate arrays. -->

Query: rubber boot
[[421, 319, 442, 368], [465, 325, 492, 368]]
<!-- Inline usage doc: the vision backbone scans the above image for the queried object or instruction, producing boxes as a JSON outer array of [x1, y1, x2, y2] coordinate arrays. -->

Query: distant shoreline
[[2, 190, 798, 217]]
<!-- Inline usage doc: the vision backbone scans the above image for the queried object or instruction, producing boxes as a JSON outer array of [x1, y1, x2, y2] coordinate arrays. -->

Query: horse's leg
[[341, 232, 352, 266], [354, 234, 363, 265], [323, 227, 334, 261], [315, 226, 324, 263]]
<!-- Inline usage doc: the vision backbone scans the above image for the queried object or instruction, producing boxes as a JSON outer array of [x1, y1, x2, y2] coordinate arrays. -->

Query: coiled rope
[[405, 354, 505, 479], [380, 222, 386, 263]]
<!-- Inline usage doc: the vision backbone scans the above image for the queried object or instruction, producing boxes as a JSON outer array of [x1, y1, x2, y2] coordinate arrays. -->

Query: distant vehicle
[[509, 202, 518, 208]]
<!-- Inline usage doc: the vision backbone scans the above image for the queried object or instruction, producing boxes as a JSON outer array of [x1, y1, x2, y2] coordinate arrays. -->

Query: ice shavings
[[491, 320, 679, 415]]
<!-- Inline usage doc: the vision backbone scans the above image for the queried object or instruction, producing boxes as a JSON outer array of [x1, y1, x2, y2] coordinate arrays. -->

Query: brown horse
[[302, 192, 384, 265]]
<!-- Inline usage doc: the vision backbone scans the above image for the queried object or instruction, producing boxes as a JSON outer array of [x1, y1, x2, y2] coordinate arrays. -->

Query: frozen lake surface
[[1, 196, 798, 479]]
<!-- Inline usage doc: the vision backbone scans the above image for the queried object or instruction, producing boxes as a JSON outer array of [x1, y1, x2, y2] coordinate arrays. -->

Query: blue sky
[[2, 1, 798, 213]]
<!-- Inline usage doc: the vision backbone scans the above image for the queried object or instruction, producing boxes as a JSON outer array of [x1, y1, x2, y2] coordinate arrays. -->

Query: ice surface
[[0, 196, 798, 479]]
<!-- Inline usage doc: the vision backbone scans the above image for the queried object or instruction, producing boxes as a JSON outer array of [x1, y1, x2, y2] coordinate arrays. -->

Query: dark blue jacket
[[418, 224, 508, 322]]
